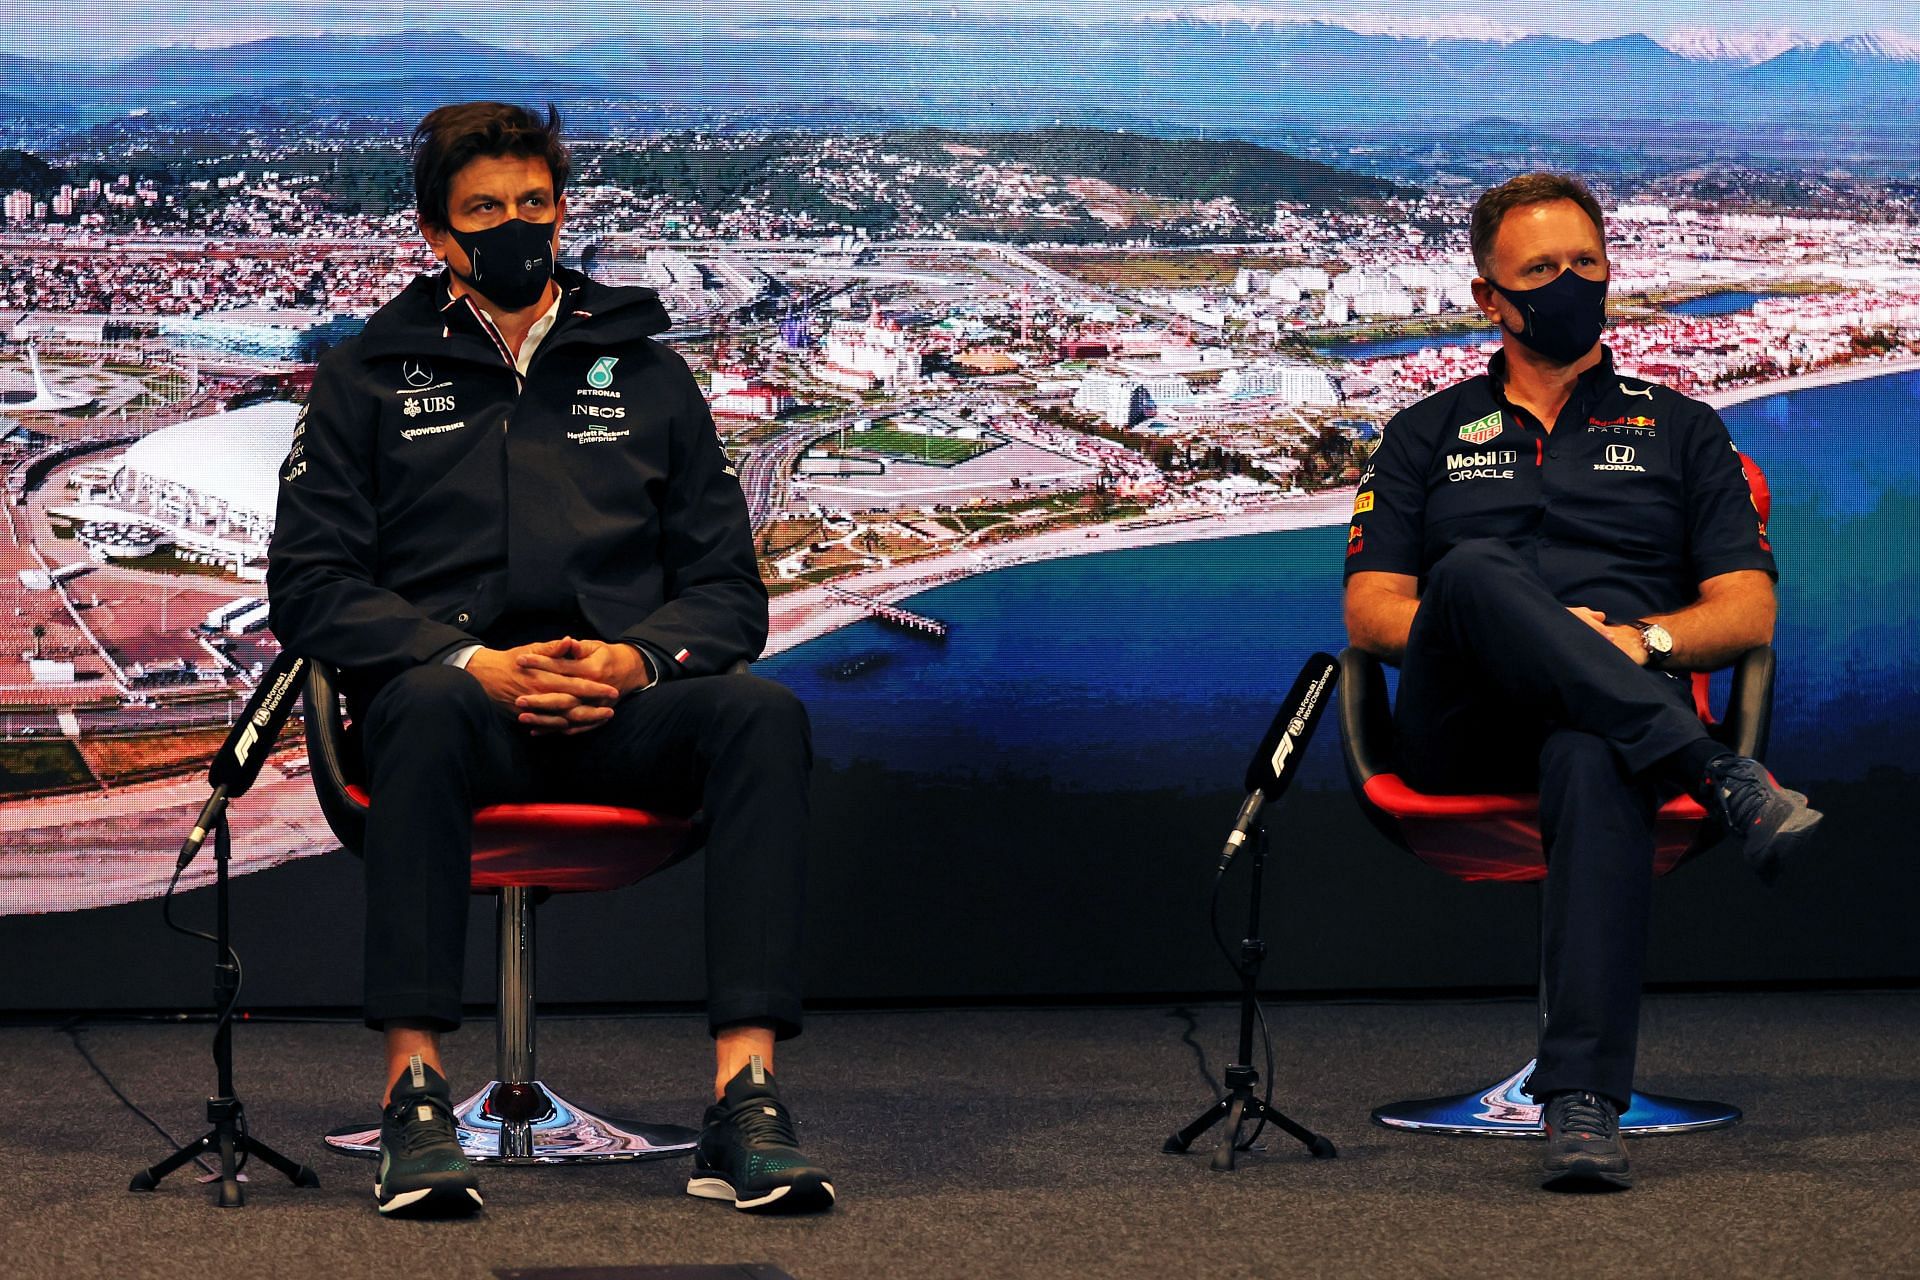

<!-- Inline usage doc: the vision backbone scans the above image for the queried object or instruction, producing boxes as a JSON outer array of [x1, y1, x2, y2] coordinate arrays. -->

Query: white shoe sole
[[375, 1182, 484, 1216], [687, 1176, 836, 1213]]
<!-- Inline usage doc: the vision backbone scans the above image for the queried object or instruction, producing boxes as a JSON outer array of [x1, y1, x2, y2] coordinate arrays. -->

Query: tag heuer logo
[[586, 356, 619, 389], [402, 398, 422, 417], [1458, 411, 1503, 445]]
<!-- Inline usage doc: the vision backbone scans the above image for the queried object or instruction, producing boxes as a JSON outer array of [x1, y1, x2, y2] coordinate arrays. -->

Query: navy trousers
[[1394, 538, 1713, 1106], [355, 663, 813, 1039]]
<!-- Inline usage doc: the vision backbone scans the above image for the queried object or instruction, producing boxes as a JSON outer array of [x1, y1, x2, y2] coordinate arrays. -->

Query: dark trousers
[[356, 662, 813, 1039], [1395, 539, 1712, 1106]]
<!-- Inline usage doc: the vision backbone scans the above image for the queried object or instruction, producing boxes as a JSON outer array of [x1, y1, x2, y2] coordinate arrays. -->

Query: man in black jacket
[[269, 103, 832, 1218]]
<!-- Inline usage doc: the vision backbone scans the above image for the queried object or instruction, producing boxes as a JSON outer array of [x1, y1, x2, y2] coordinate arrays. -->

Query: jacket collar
[[360, 265, 671, 358]]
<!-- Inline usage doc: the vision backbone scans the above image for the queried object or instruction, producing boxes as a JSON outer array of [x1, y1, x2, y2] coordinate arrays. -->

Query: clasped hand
[[1568, 606, 1647, 665], [465, 637, 651, 735]]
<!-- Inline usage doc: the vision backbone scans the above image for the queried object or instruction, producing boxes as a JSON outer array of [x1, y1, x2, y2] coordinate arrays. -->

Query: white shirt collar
[[444, 278, 565, 377], [514, 289, 564, 377]]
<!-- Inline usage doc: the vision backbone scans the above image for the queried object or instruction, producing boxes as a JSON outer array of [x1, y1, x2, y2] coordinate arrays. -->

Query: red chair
[[302, 660, 705, 1164], [1336, 454, 1777, 1137]]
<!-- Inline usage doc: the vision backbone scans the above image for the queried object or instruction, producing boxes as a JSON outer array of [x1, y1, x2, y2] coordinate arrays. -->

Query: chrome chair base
[[1372, 1060, 1743, 1137], [324, 1079, 700, 1164]]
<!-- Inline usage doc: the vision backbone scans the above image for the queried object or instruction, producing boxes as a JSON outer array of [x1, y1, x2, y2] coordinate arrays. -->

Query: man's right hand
[[463, 639, 621, 735]]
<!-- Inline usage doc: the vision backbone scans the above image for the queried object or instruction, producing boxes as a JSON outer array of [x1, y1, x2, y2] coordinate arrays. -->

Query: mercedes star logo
[[403, 360, 433, 388]]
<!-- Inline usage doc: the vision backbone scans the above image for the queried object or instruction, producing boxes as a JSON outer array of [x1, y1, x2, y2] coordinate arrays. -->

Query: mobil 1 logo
[[1446, 448, 1518, 482]]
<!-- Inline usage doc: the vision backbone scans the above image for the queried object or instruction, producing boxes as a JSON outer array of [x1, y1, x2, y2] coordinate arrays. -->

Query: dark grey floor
[[7, 992, 1918, 1280]]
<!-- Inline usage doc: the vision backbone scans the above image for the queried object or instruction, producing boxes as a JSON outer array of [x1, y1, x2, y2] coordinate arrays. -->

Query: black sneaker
[[687, 1057, 835, 1214], [1704, 754, 1823, 884], [1541, 1091, 1632, 1191], [375, 1055, 482, 1217]]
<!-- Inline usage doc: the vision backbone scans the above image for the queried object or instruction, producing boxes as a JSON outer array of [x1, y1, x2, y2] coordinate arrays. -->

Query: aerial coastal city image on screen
[[1, 2, 1917, 916]]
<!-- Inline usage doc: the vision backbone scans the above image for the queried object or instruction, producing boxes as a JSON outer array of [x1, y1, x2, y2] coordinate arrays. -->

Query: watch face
[[1644, 624, 1673, 655]]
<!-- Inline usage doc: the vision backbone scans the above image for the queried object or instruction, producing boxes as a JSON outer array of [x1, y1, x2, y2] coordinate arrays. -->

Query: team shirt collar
[[1487, 345, 1617, 400]]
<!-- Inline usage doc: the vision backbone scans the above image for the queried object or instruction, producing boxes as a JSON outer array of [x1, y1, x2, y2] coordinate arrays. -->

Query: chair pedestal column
[[324, 886, 699, 1165], [490, 886, 540, 1159]]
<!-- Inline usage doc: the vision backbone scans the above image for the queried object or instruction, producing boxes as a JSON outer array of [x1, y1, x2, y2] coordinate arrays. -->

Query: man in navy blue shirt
[[1343, 173, 1821, 1190]]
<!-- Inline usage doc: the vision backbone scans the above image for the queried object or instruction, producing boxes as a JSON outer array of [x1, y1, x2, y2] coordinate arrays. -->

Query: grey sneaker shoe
[[1704, 753, 1823, 884], [1541, 1091, 1632, 1192]]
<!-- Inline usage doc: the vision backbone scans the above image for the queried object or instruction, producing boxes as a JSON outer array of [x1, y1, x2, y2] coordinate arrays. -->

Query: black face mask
[[1492, 268, 1608, 365], [448, 217, 556, 311]]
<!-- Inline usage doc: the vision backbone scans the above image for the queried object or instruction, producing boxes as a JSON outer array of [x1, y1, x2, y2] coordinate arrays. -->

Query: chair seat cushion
[[342, 786, 699, 892], [1361, 774, 1710, 882]]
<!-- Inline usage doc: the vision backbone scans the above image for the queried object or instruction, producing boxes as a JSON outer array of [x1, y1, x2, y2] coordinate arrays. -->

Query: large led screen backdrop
[[3, 3, 1917, 1008]]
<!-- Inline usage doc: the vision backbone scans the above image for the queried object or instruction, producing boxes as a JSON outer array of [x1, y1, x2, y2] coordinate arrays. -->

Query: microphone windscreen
[[207, 651, 308, 797], [1242, 651, 1339, 800]]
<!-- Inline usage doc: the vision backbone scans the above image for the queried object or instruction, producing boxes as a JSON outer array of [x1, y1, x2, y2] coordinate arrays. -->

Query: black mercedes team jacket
[[267, 266, 767, 707]]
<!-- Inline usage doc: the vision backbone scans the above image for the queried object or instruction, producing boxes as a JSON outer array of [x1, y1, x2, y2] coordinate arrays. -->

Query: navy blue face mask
[[448, 216, 556, 312], [1492, 268, 1609, 365]]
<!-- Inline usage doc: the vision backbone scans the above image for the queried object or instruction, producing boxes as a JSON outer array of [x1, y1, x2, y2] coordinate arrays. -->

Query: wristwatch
[[1634, 621, 1674, 668]]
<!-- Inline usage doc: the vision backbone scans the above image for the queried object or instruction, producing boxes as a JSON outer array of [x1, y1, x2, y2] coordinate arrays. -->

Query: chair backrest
[[1687, 452, 1772, 722], [301, 659, 368, 855], [1742, 451, 1773, 527]]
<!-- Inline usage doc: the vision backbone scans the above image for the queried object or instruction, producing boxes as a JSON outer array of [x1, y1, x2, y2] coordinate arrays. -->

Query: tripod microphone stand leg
[[129, 1131, 216, 1194], [1211, 1095, 1250, 1173], [1163, 1097, 1234, 1156]]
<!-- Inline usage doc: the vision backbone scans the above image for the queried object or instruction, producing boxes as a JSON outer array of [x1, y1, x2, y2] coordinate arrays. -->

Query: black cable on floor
[[1168, 1005, 1220, 1098], [64, 1021, 218, 1179]]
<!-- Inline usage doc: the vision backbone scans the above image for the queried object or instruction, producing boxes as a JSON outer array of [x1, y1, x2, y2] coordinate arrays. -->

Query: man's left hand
[[514, 637, 654, 735], [1569, 606, 1648, 666]]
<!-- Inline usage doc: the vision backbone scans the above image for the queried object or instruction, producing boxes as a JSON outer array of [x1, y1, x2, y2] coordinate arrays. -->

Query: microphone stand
[[129, 813, 319, 1206], [1163, 818, 1337, 1172]]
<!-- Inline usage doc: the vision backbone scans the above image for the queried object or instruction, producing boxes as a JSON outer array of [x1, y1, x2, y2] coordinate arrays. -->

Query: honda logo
[[1606, 444, 1635, 466]]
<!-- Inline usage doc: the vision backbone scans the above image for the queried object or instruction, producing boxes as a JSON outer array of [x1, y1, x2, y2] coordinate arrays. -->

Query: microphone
[[1218, 652, 1339, 868], [178, 651, 309, 869]]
